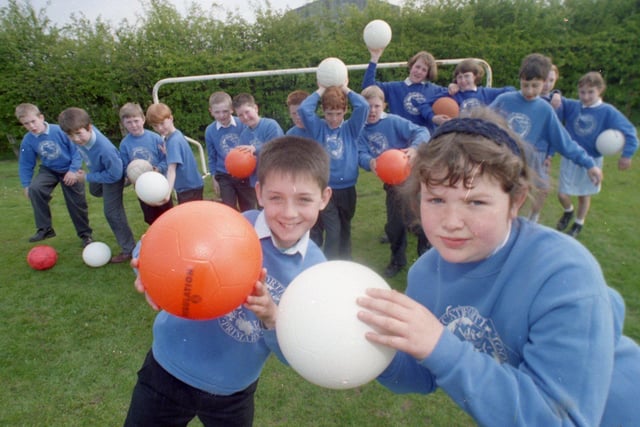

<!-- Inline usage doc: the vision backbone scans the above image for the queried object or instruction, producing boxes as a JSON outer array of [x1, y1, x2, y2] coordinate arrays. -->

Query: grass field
[[1, 155, 638, 426]]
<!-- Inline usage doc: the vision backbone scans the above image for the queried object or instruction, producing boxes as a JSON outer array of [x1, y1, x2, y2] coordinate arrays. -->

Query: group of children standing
[[15, 47, 640, 427]]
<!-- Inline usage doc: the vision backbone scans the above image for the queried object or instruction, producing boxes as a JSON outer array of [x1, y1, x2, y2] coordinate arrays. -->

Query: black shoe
[[567, 223, 583, 238], [29, 228, 56, 242], [556, 210, 574, 231], [379, 234, 390, 244], [383, 263, 404, 278], [110, 253, 132, 264], [81, 236, 93, 248]]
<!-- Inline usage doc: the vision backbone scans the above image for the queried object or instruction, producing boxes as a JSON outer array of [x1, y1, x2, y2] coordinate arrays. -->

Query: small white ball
[[276, 260, 396, 390], [126, 159, 153, 184], [595, 129, 625, 156], [316, 57, 348, 87], [135, 171, 170, 205], [363, 19, 392, 49], [82, 241, 112, 267]]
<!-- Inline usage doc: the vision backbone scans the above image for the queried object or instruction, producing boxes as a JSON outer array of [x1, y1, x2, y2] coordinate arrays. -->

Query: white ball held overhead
[[135, 171, 170, 205], [82, 241, 112, 267], [363, 19, 392, 49], [595, 129, 625, 156], [316, 57, 348, 87], [276, 260, 397, 390], [126, 159, 153, 184]]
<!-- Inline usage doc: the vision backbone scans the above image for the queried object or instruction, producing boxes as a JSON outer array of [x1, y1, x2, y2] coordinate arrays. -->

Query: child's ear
[[254, 182, 264, 207], [511, 188, 529, 218], [320, 187, 332, 210]]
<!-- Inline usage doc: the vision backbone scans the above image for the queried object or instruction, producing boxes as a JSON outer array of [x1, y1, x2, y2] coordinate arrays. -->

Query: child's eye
[[426, 197, 443, 204]]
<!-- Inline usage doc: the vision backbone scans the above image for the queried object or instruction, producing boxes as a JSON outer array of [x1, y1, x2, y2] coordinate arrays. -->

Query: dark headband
[[431, 117, 521, 156]]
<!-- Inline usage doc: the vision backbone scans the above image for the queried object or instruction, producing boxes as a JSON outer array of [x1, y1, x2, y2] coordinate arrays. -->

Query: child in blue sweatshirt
[[118, 102, 172, 225], [58, 107, 135, 263], [205, 91, 254, 211], [357, 85, 431, 278], [357, 109, 640, 427], [490, 53, 603, 223], [299, 82, 369, 260], [555, 71, 638, 237], [124, 136, 332, 426], [16, 103, 92, 246], [362, 46, 448, 132]]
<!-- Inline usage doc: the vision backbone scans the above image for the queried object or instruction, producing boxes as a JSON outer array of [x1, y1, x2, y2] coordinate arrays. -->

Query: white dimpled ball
[[276, 260, 396, 390], [316, 57, 348, 87], [126, 159, 153, 184], [595, 129, 625, 156], [135, 171, 170, 205], [363, 19, 392, 49], [82, 241, 112, 267]]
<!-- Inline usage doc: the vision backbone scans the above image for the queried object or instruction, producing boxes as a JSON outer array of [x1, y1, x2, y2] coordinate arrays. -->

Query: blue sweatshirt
[[151, 209, 326, 395], [558, 98, 639, 159], [491, 92, 596, 169], [378, 218, 640, 426], [204, 117, 246, 174], [165, 129, 204, 192], [299, 91, 369, 189], [451, 86, 516, 112], [75, 127, 124, 184], [18, 122, 83, 187], [362, 62, 448, 132], [119, 130, 168, 175], [357, 113, 430, 170]]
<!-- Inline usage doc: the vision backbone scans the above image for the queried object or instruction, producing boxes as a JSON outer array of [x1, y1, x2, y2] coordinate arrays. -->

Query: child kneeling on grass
[[357, 107, 640, 427], [124, 136, 332, 427]]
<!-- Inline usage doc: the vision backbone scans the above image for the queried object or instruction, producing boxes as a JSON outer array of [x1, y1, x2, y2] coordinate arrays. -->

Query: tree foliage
[[1, 0, 638, 157]]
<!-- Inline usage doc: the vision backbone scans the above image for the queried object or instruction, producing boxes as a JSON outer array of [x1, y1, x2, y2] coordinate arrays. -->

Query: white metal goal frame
[[151, 58, 493, 179]]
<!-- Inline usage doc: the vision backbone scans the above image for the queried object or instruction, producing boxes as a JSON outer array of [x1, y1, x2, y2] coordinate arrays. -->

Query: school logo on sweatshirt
[[440, 305, 508, 363], [506, 113, 531, 140], [38, 139, 62, 161], [219, 273, 286, 343], [325, 134, 344, 159], [220, 133, 241, 154], [365, 132, 388, 157], [403, 92, 426, 116], [572, 112, 597, 137]]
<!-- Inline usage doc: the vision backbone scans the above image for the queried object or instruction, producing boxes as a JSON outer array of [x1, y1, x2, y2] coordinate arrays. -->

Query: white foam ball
[[126, 159, 153, 184], [316, 57, 348, 87], [276, 260, 396, 390], [135, 171, 170, 205], [82, 241, 112, 267], [595, 129, 625, 156], [363, 19, 392, 49]]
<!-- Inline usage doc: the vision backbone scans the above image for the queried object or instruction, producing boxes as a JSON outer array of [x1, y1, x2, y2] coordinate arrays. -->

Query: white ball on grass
[[276, 260, 396, 390], [82, 241, 112, 267]]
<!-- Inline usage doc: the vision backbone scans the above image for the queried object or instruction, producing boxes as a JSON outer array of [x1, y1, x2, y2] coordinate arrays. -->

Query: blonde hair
[[15, 103, 41, 120], [209, 91, 232, 108], [119, 102, 145, 121], [361, 85, 385, 102]]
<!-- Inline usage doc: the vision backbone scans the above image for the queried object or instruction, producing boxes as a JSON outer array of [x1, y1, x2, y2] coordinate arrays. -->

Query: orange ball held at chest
[[225, 147, 257, 179], [138, 200, 263, 320], [375, 149, 411, 185], [432, 97, 460, 118]]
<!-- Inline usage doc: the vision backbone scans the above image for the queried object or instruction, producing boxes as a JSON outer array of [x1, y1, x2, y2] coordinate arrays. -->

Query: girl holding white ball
[[362, 47, 448, 133], [357, 107, 640, 427]]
